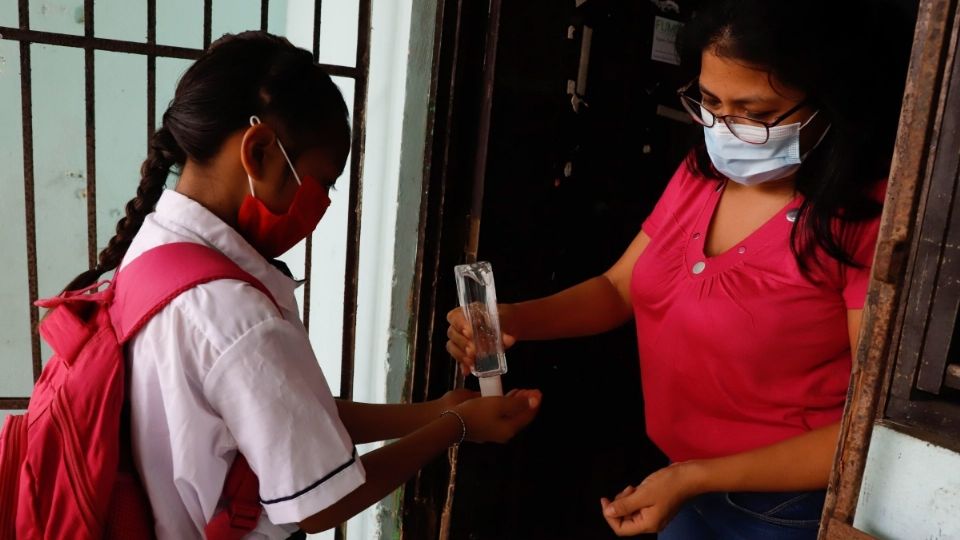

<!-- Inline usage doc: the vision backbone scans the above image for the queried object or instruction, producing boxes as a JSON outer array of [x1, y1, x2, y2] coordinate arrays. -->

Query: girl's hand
[[599, 462, 704, 536], [438, 389, 480, 411], [446, 304, 517, 374], [453, 389, 541, 443]]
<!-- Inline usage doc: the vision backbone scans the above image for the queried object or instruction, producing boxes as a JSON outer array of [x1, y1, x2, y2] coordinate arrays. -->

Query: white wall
[[854, 424, 960, 539]]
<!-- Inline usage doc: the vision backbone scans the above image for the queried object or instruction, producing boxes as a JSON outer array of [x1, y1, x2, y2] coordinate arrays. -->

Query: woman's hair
[[65, 31, 351, 291], [679, 0, 915, 272]]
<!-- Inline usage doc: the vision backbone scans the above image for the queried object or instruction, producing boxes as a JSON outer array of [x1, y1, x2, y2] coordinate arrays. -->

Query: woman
[[446, 1, 911, 537]]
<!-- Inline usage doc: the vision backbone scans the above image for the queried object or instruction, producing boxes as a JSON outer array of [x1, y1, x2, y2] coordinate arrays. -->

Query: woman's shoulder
[[653, 156, 720, 203]]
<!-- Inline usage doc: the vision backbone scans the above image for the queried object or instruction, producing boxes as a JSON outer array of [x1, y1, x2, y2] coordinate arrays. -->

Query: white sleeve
[[203, 317, 366, 525]]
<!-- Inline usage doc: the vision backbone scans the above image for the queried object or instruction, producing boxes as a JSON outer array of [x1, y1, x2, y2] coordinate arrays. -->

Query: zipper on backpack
[[51, 392, 101, 533]]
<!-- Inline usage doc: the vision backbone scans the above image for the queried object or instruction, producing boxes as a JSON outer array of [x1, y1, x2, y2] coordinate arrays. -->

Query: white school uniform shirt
[[120, 190, 365, 539]]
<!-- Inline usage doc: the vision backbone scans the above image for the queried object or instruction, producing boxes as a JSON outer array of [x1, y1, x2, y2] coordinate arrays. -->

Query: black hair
[[65, 31, 350, 292], [679, 0, 914, 272]]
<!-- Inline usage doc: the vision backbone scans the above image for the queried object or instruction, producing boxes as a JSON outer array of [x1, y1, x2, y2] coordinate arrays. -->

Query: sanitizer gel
[[454, 261, 507, 396]]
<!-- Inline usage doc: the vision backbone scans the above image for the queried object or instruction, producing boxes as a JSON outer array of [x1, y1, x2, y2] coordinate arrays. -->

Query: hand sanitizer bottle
[[454, 261, 507, 396]]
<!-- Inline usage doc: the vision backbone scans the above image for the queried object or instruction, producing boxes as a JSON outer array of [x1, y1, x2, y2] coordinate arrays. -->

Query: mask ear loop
[[274, 138, 302, 186], [249, 114, 302, 187], [799, 109, 821, 129], [799, 110, 832, 159], [247, 115, 303, 190], [247, 115, 262, 198]]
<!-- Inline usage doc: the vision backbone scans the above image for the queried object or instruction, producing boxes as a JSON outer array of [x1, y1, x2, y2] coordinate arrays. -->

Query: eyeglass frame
[[677, 79, 810, 145]]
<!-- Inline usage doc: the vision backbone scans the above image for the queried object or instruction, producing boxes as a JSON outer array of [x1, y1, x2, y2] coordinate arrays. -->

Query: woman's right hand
[[453, 389, 541, 443], [446, 304, 517, 374]]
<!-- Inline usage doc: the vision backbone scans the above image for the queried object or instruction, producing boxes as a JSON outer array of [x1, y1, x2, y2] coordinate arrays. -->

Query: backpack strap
[[109, 242, 281, 343], [204, 455, 262, 540], [108, 241, 277, 539]]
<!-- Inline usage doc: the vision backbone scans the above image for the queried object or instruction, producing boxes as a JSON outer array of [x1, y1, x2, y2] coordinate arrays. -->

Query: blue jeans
[[659, 490, 825, 539]]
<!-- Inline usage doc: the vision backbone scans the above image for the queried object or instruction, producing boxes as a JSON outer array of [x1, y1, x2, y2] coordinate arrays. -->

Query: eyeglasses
[[677, 80, 808, 144]]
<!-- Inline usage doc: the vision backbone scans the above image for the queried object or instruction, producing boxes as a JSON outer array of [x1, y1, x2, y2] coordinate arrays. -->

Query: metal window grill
[[0, 0, 371, 408]]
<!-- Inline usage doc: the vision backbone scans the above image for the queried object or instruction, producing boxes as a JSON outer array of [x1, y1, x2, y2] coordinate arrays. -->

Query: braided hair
[[65, 31, 350, 292]]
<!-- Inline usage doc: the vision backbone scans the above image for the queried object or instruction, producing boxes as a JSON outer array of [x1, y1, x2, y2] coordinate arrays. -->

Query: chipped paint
[[854, 425, 960, 539]]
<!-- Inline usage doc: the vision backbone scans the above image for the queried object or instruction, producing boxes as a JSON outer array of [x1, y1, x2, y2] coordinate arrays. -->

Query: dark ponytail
[[65, 127, 183, 291], [63, 31, 350, 292]]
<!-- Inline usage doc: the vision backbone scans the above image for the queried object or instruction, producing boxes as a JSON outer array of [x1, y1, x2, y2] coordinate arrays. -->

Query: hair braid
[[64, 126, 184, 291]]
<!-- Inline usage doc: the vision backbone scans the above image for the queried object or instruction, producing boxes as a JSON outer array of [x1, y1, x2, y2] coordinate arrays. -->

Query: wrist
[[440, 409, 467, 446], [499, 302, 522, 340], [432, 395, 450, 417], [674, 459, 713, 498]]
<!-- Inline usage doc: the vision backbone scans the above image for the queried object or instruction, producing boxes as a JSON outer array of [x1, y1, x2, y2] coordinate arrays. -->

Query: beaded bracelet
[[440, 409, 467, 446]]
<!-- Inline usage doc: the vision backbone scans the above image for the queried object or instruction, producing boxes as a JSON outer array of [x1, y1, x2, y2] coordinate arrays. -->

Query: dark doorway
[[405, 1, 701, 539]]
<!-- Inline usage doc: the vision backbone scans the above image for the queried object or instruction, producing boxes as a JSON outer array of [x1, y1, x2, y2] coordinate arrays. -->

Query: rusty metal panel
[[881, 0, 960, 446], [821, 0, 960, 533], [909, 10, 960, 395]]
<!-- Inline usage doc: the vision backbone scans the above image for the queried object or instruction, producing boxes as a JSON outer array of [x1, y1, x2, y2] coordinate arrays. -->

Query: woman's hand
[[600, 462, 704, 536], [454, 389, 541, 443], [446, 304, 517, 374]]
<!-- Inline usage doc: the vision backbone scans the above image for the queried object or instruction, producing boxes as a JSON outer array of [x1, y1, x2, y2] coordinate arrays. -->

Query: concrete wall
[[854, 425, 960, 539]]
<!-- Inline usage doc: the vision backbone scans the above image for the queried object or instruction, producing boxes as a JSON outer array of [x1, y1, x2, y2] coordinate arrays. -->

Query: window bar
[[0, 398, 30, 410], [261, 0, 270, 32], [313, 0, 323, 57], [335, 3, 369, 540], [203, 0, 213, 48], [84, 0, 97, 269], [301, 0, 323, 333], [0, 27, 204, 60], [302, 0, 320, 335], [0, 27, 359, 78], [18, 0, 41, 383], [147, 0, 157, 138], [340, 0, 372, 403]]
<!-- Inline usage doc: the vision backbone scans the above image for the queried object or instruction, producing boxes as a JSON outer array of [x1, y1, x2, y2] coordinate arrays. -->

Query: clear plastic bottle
[[454, 261, 507, 396]]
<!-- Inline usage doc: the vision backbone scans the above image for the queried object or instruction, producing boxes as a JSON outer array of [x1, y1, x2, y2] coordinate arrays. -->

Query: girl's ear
[[239, 122, 277, 182]]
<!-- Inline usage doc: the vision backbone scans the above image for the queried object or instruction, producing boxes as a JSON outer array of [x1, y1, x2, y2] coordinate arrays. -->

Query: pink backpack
[[0, 242, 276, 540]]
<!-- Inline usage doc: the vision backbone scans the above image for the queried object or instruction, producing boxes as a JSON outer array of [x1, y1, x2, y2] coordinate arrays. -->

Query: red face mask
[[237, 116, 331, 259]]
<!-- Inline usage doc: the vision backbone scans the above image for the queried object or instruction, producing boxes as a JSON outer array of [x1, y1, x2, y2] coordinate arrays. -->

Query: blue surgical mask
[[703, 110, 829, 186]]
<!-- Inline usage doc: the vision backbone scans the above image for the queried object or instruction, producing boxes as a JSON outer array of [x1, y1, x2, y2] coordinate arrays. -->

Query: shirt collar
[[153, 190, 301, 316]]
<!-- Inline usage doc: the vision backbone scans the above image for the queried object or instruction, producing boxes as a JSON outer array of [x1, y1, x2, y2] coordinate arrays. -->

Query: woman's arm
[[447, 231, 650, 369], [508, 230, 650, 341], [682, 311, 863, 494], [601, 422, 840, 535], [600, 309, 865, 535], [335, 390, 476, 444]]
